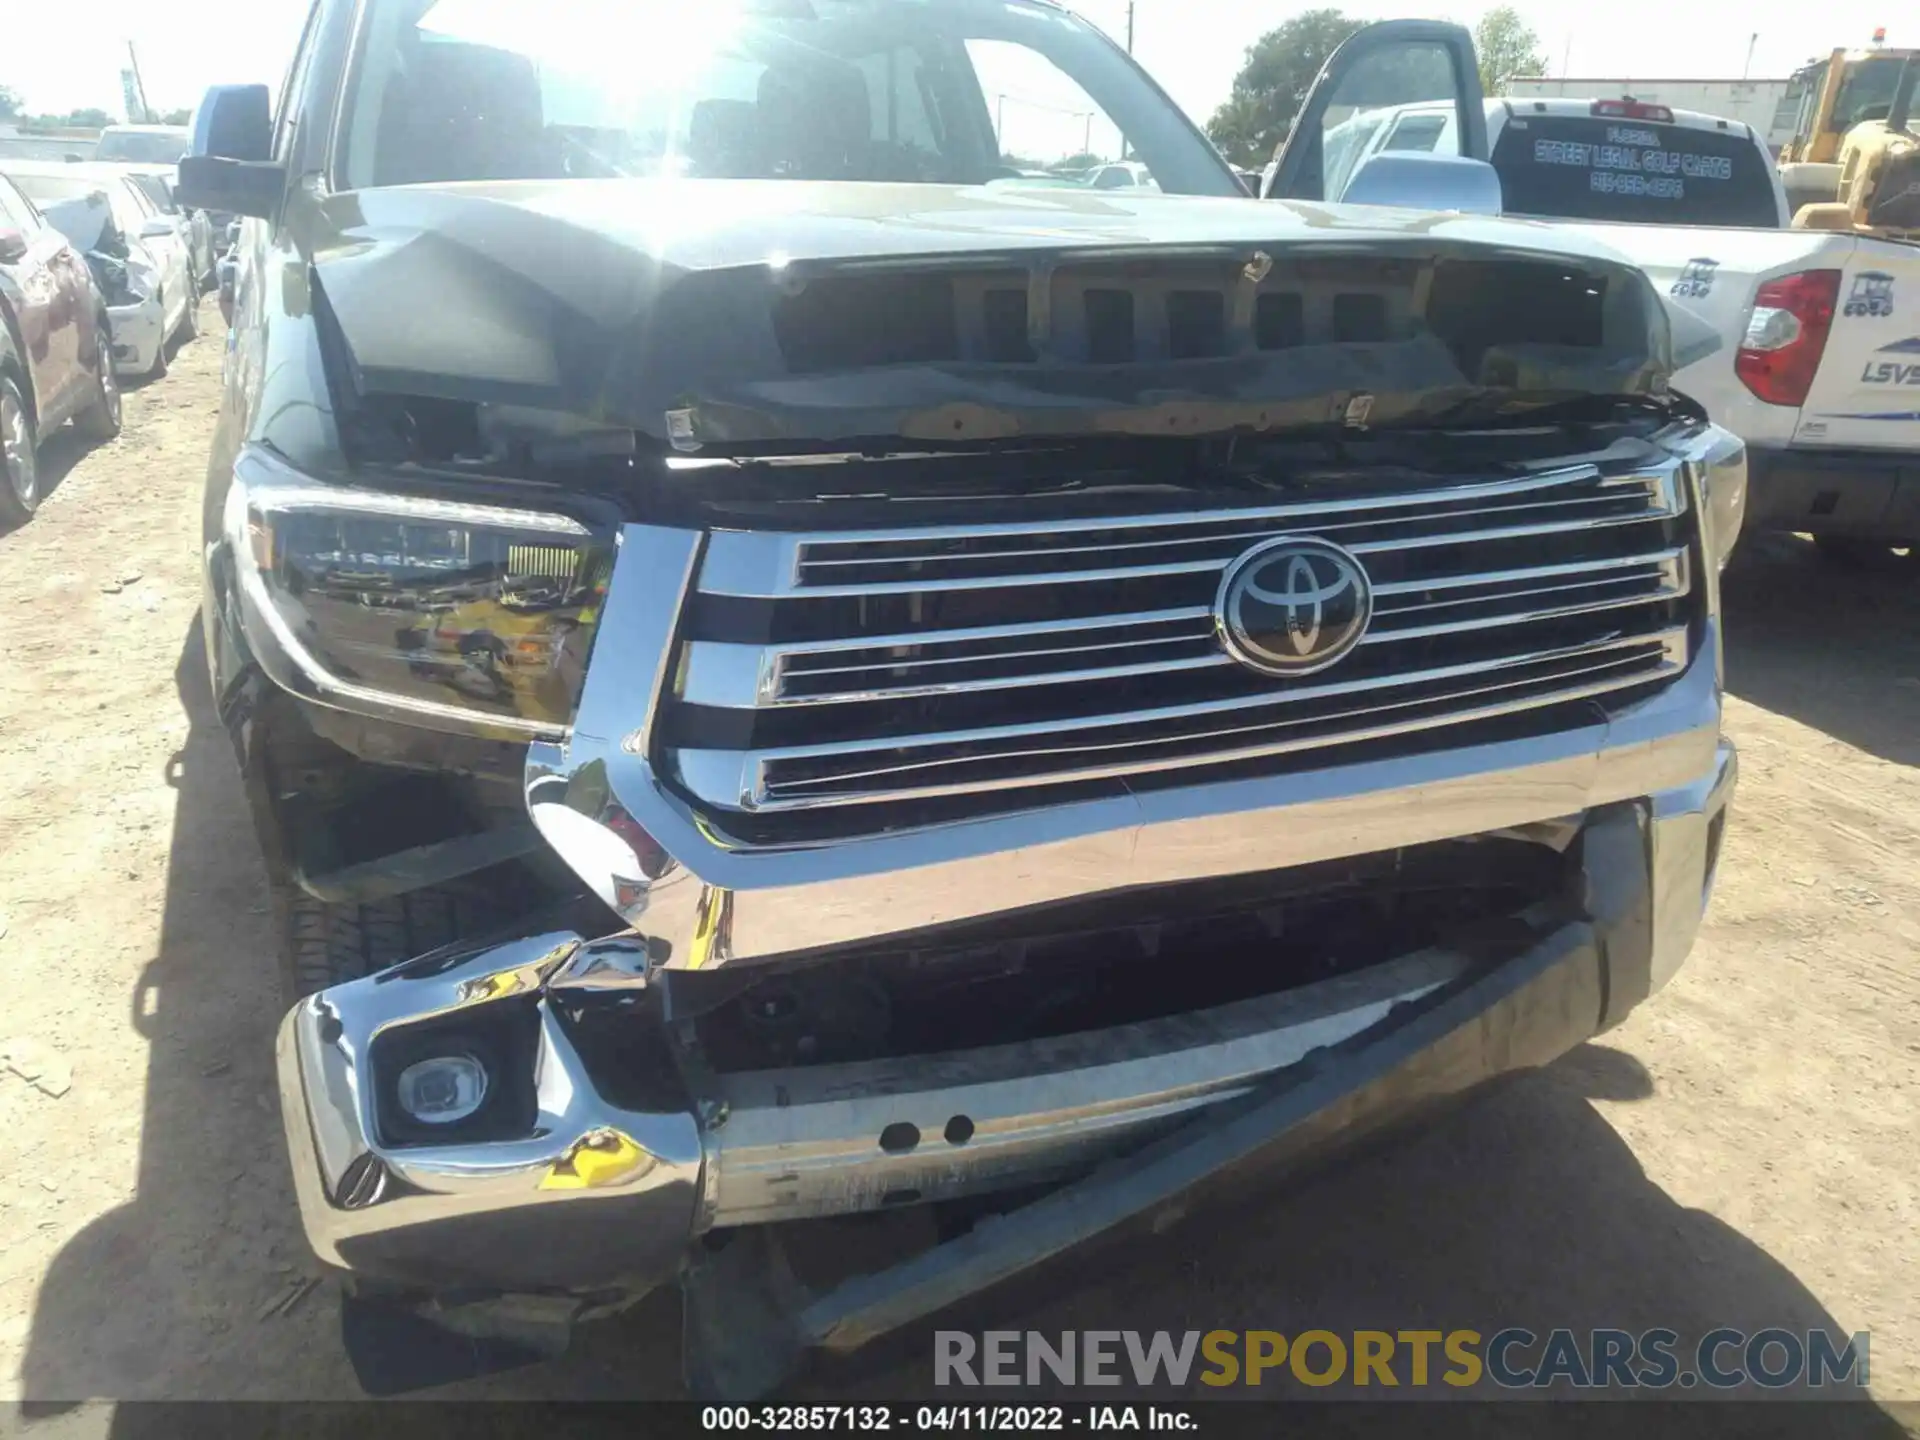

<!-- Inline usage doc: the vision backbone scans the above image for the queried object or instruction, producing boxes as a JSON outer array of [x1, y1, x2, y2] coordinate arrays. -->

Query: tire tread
[[283, 883, 511, 1000]]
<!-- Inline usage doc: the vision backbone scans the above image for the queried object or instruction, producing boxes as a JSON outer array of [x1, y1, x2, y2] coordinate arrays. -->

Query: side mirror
[[0, 228, 27, 264], [140, 216, 180, 240], [193, 83, 272, 161], [177, 83, 285, 220]]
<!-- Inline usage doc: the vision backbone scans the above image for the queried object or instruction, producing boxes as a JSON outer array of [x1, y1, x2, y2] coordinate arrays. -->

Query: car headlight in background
[[226, 446, 614, 738]]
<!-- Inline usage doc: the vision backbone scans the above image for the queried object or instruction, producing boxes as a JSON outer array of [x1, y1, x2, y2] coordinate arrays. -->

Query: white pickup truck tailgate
[[1528, 223, 1847, 446], [1797, 243, 1920, 451], [1537, 223, 1920, 453]]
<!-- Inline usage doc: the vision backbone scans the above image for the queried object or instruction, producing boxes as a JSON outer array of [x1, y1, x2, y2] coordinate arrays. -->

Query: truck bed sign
[[1532, 126, 1734, 201]]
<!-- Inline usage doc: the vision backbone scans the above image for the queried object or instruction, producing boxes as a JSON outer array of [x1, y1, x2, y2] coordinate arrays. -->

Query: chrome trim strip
[[770, 606, 1216, 657], [684, 639, 1224, 710], [683, 568, 1689, 718], [573, 527, 703, 755], [713, 626, 1685, 772], [708, 507, 1681, 598], [697, 462, 1684, 598], [793, 492, 1638, 572], [1360, 559, 1688, 645], [1371, 547, 1684, 601], [725, 640, 1686, 812]]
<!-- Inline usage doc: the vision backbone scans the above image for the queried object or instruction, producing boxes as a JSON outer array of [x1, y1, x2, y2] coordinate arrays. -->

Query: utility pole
[[1742, 32, 1758, 81], [1126, 1, 1134, 53], [125, 40, 152, 123]]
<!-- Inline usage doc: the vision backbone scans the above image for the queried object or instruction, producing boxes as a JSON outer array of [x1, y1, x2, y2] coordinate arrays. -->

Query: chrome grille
[[659, 453, 1696, 817]]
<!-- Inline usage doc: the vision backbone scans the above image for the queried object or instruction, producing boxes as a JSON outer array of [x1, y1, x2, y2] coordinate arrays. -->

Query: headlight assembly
[[227, 447, 615, 738]]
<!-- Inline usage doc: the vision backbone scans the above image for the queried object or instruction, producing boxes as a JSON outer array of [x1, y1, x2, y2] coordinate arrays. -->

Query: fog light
[[396, 1054, 489, 1125]]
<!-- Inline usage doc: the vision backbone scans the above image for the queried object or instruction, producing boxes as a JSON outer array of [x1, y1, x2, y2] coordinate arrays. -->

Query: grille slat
[[698, 464, 1684, 598], [677, 549, 1686, 709], [794, 489, 1650, 575], [676, 631, 1687, 809], [662, 453, 1696, 820]]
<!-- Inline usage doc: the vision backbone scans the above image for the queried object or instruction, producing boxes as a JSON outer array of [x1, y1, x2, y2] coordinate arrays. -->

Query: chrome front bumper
[[277, 734, 1736, 1298]]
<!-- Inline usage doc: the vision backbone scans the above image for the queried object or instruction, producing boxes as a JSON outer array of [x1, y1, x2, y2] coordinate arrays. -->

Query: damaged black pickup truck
[[179, 1, 1744, 1397]]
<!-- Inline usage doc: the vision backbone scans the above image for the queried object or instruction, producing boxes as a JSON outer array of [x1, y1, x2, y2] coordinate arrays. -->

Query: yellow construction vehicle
[[1775, 39, 1920, 237]]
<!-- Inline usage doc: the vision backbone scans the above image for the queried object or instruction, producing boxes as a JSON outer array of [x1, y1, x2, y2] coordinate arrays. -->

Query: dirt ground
[[1, 312, 1917, 1414]]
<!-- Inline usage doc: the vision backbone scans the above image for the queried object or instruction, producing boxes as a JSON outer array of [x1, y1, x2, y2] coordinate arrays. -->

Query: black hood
[[301, 179, 1688, 447]]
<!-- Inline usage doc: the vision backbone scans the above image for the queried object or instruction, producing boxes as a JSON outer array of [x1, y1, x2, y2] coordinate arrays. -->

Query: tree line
[[0, 86, 191, 131], [1205, 6, 1548, 168]]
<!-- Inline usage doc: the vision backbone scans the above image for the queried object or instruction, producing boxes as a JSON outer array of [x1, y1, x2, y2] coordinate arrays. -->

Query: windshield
[[1490, 116, 1783, 228], [337, 0, 1236, 195], [1829, 55, 1911, 130], [94, 129, 190, 164]]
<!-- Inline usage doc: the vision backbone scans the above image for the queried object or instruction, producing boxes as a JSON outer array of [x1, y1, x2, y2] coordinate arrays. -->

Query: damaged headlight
[[227, 447, 614, 737]]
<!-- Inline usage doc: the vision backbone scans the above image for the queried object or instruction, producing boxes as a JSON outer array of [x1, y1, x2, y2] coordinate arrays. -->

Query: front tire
[[72, 324, 123, 443], [0, 373, 39, 526], [282, 882, 515, 1001]]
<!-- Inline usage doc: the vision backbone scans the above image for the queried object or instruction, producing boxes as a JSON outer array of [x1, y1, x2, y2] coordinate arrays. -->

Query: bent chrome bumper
[[276, 741, 1734, 1304]]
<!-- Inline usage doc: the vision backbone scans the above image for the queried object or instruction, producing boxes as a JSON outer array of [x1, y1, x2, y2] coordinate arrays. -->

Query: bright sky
[[3, 0, 1912, 132]]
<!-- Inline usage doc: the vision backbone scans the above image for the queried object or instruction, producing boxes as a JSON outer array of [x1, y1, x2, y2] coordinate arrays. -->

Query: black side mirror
[[196, 83, 272, 161], [176, 84, 285, 220], [0, 228, 28, 264]]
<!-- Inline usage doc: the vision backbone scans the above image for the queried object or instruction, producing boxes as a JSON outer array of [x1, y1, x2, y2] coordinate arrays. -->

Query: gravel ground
[[1, 312, 1916, 1420]]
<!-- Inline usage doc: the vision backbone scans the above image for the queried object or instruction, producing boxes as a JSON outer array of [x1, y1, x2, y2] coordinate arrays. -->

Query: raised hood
[[302, 180, 1698, 447]]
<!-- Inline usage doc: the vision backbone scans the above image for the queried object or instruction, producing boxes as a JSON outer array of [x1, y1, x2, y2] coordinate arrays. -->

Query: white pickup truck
[[1261, 90, 1920, 564]]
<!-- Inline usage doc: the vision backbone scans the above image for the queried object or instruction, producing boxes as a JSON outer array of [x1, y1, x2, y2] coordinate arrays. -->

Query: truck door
[[1263, 20, 1488, 203]]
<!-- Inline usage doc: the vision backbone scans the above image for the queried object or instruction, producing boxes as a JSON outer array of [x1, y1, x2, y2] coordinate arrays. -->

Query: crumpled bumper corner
[[274, 932, 704, 1297]]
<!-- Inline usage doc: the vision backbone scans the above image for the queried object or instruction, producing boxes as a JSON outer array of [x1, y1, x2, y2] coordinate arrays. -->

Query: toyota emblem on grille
[[1215, 537, 1374, 677]]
